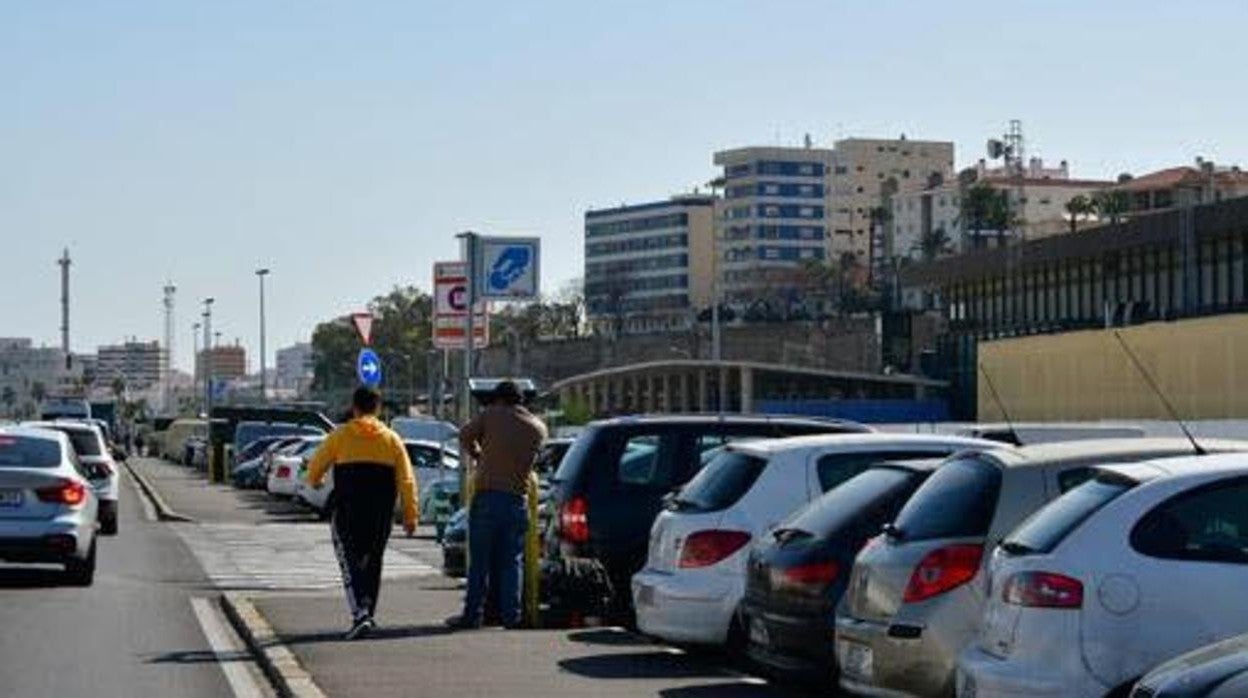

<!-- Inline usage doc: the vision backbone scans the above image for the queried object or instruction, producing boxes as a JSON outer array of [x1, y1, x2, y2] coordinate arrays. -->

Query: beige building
[[891, 157, 1112, 260], [584, 194, 716, 335], [196, 344, 247, 382], [96, 340, 165, 389], [713, 136, 953, 301]]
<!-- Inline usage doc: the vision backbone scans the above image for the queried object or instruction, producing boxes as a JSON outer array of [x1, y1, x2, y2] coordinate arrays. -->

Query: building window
[[856, 186, 864, 193], [834, 165, 848, 175]]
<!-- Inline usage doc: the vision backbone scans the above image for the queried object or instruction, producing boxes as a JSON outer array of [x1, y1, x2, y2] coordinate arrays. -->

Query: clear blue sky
[[3, 1, 1246, 372]]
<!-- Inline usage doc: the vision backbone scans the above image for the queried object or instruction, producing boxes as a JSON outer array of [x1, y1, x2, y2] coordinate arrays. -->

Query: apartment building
[[96, 340, 165, 389], [196, 344, 247, 382], [584, 194, 716, 335], [0, 338, 74, 414]]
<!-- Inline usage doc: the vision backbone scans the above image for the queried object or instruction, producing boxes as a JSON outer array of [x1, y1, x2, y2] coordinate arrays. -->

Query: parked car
[[633, 433, 997, 648], [420, 476, 461, 526], [955, 422, 1147, 446], [543, 415, 871, 619], [232, 434, 296, 469], [267, 437, 323, 498], [958, 453, 1248, 698], [0, 426, 100, 585], [24, 420, 121, 535], [232, 421, 324, 465], [442, 507, 468, 577], [391, 417, 458, 450], [297, 439, 454, 518], [160, 418, 208, 462], [536, 438, 574, 477], [742, 458, 947, 684], [1132, 632, 1248, 697], [835, 438, 1248, 698]]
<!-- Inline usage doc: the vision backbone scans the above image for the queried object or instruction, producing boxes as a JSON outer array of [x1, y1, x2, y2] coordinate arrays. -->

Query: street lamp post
[[256, 268, 270, 403], [202, 298, 214, 415], [192, 322, 201, 412]]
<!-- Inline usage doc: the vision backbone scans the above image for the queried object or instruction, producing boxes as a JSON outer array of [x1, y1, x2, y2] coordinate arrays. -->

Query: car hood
[[1139, 633, 1248, 695]]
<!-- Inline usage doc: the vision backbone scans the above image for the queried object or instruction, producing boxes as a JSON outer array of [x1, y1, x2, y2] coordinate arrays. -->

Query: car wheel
[[65, 540, 97, 587]]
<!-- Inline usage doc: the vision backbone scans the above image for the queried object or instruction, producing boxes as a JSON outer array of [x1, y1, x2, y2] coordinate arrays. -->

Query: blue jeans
[[463, 490, 527, 626]]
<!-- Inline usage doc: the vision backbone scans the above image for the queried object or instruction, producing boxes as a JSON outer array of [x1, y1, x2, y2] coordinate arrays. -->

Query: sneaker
[[444, 615, 482, 631], [344, 616, 375, 641]]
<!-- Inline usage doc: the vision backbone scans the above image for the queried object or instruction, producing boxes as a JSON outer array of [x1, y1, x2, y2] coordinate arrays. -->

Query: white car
[[24, 420, 120, 535], [0, 426, 100, 585], [267, 437, 322, 498], [958, 452, 1248, 698], [632, 433, 998, 646]]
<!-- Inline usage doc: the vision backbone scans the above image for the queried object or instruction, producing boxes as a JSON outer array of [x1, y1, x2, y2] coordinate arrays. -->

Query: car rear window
[[0, 435, 62, 468], [53, 428, 102, 457], [1003, 474, 1133, 555], [892, 455, 1002, 541], [673, 450, 769, 513], [785, 466, 920, 538]]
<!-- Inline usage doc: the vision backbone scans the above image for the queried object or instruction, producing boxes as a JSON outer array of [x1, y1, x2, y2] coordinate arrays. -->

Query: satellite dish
[[987, 139, 1005, 159]]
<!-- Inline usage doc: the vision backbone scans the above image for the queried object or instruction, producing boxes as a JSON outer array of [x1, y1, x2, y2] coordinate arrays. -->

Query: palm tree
[[1092, 190, 1130, 226], [913, 226, 954, 261], [1065, 194, 1094, 234], [957, 182, 1011, 249]]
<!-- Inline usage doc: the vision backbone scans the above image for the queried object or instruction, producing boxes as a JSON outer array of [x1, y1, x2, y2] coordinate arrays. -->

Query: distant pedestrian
[[448, 381, 547, 630], [306, 386, 419, 640]]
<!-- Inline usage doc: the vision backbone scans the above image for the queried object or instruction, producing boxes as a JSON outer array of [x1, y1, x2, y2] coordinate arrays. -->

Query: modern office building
[[96, 340, 165, 389], [712, 136, 954, 301], [275, 342, 314, 392], [584, 193, 716, 335]]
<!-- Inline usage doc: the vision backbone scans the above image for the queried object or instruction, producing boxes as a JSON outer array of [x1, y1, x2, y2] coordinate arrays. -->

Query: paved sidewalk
[[129, 457, 314, 524], [252, 578, 803, 698]]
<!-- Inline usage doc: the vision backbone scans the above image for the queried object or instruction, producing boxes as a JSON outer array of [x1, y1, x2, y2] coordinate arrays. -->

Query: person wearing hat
[[448, 380, 547, 629]]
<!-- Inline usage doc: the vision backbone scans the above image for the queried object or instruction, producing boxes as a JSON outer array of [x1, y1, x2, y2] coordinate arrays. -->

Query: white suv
[[632, 433, 998, 647], [958, 452, 1248, 697]]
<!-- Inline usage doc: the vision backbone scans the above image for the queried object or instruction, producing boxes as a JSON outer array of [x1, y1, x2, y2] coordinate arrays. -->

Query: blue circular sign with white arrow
[[356, 348, 383, 388]]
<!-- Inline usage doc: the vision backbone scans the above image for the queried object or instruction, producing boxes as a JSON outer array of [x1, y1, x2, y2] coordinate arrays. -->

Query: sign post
[[432, 262, 488, 350]]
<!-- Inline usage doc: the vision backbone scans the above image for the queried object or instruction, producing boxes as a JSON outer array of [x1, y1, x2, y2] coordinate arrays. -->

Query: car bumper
[[836, 614, 957, 698], [957, 644, 1099, 698], [0, 518, 93, 562], [632, 568, 737, 645], [268, 479, 298, 496], [741, 602, 835, 681]]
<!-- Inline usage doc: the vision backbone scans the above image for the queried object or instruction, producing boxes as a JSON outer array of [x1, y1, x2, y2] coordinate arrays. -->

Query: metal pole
[[202, 298, 214, 415], [458, 232, 478, 425], [257, 268, 270, 402], [192, 322, 201, 412]]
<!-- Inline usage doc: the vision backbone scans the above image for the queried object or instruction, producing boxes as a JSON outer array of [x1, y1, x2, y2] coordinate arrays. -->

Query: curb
[[221, 593, 327, 698], [122, 459, 195, 523]]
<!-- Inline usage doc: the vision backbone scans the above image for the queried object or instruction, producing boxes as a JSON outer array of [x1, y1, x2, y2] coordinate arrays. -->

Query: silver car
[[835, 438, 1248, 697], [25, 420, 121, 535], [0, 426, 100, 585]]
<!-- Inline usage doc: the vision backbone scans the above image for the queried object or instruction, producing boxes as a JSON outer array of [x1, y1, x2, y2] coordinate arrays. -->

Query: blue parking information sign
[[476, 236, 540, 300], [356, 348, 383, 388]]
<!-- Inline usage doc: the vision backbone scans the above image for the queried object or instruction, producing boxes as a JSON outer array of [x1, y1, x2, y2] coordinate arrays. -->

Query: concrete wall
[[480, 318, 880, 387], [978, 314, 1248, 420]]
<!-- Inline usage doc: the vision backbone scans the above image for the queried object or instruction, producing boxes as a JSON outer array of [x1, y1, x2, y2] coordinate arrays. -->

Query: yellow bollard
[[523, 471, 541, 628]]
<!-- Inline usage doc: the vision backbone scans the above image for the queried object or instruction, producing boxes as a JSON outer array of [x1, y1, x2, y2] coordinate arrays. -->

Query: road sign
[[351, 313, 374, 345], [433, 261, 488, 350], [475, 237, 540, 300], [356, 348, 382, 387]]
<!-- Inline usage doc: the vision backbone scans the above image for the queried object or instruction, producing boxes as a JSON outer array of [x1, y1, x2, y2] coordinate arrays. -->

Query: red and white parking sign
[[433, 261, 489, 349]]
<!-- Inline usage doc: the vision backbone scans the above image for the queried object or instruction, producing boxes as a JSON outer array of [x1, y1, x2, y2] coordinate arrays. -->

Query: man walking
[[449, 381, 547, 629], [307, 386, 418, 640]]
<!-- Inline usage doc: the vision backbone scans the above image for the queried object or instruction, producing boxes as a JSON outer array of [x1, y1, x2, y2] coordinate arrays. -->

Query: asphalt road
[[0, 468, 270, 698]]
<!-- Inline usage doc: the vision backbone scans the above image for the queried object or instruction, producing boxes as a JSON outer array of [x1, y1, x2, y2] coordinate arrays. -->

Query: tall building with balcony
[[584, 193, 716, 335], [96, 340, 164, 389]]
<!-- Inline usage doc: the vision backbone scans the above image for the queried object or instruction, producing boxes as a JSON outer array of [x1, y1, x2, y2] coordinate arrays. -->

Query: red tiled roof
[[1115, 166, 1248, 191]]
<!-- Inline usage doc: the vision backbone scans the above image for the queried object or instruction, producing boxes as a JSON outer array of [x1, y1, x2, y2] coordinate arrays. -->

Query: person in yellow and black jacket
[[306, 386, 418, 640]]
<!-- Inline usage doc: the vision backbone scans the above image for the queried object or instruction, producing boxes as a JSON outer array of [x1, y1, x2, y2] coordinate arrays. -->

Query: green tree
[[1065, 194, 1095, 234], [958, 182, 1012, 248], [1092, 190, 1130, 226], [913, 225, 954, 261]]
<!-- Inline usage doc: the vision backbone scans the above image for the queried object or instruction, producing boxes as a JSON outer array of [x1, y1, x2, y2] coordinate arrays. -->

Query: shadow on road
[[146, 649, 253, 665], [659, 683, 797, 698], [558, 651, 732, 681], [0, 567, 69, 589], [280, 624, 455, 646], [567, 628, 654, 647]]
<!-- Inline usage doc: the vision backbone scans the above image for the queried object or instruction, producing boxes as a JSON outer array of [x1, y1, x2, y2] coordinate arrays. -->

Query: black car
[[541, 414, 869, 621], [1133, 632, 1248, 697], [741, 459, 943, 684], [441, 508, 468, 578]]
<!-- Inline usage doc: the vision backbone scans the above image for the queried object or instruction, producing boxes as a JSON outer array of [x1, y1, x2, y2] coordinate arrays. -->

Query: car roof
[[586, 413, 870, 431], [726, 432, 1002, 458], [1096, 451, 1248, 484], [403, 438, 458, 450], [985, 437, 1248, 469], [869, 457, 949, 474], [21, 419, 100, 435], [1, 425, 71, 443]]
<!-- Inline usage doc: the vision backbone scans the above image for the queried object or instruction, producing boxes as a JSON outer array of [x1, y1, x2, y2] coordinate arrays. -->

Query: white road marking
[[190, 596, 268, 698]]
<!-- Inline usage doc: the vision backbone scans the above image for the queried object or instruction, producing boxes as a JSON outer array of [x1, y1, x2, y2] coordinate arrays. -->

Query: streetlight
[[256, 268, 270, 403], [202, 298, 214, 414], [192, 322, 201, 412]]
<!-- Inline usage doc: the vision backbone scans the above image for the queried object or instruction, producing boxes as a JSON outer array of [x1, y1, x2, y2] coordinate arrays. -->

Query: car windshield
[[0, 435, 62, 468], [892, 455, 1002, 542], [1004, 473, 1135, 555], [674, 449, 768, 513]]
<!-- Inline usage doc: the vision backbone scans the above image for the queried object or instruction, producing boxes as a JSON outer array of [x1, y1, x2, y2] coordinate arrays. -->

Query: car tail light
[[772, 560, 840, 594], [559, 496, 589, 544], [903, 544, 983, 603], [36, 479, 87, 507], [679, 530, 752, 569], [276, 465, 291, 478], [1003, 571, 1083, 608]]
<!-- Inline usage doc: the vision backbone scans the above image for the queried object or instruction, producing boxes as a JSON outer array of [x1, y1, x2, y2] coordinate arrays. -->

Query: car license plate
[[748, 617, 770, 646], [838, 639, 873, 682], [0, 489, 23, 507], [636, 583, 654, 607]]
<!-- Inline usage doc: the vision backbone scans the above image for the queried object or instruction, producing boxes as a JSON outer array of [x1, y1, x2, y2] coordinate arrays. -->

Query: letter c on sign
[[449, 285, 467, 312]]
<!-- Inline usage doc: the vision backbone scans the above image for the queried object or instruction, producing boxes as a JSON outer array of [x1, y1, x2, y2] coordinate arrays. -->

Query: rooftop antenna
[[1112, 331, 1205, 455], [977, 362, 1022, 446]]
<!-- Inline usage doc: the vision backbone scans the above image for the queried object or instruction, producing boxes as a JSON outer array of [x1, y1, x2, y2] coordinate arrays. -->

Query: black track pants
[[329, 464, 396, 622]]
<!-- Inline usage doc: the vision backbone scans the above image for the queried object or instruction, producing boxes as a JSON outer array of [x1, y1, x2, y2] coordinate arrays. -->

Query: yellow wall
[[978, 314, 1248, 421]]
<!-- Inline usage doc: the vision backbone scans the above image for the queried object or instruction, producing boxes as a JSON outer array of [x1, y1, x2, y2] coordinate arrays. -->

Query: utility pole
[[256, 268, 270, 402], [58, 249, 71, 370], [162, 282, 176, 413], [457, 232, 478, 425], [192, 322, 201, 412], [202, 298, 214, 415]]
